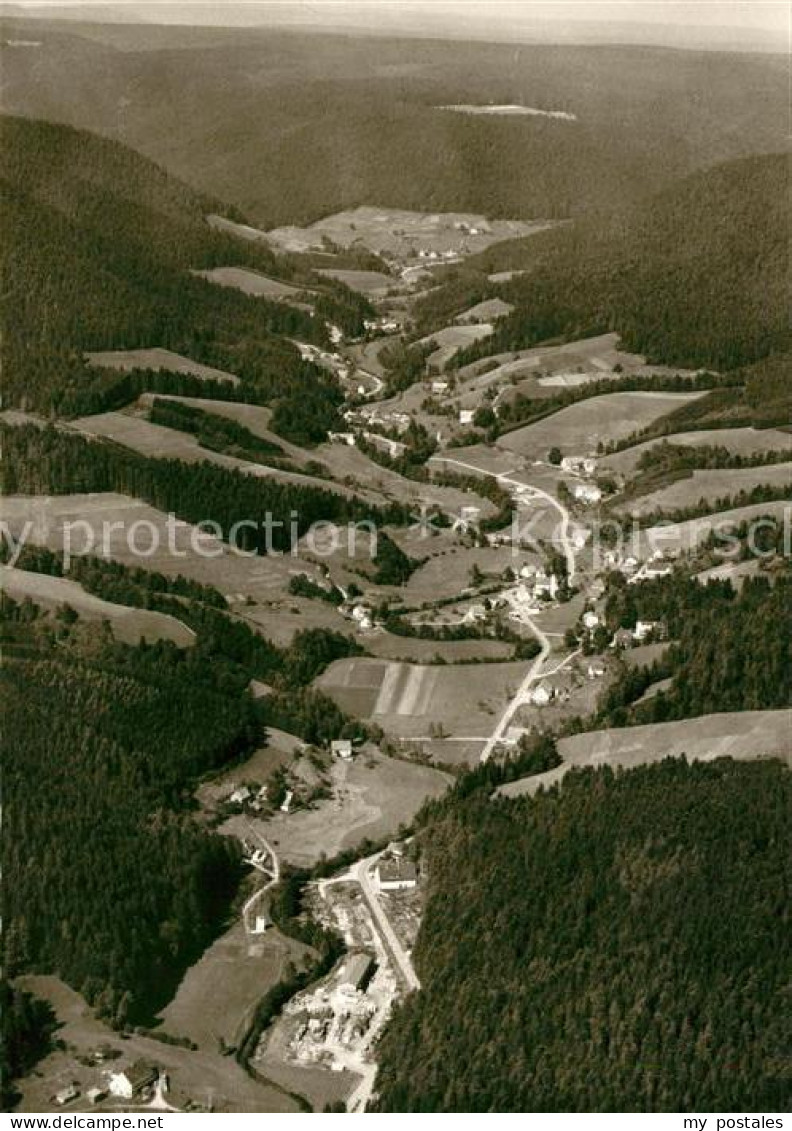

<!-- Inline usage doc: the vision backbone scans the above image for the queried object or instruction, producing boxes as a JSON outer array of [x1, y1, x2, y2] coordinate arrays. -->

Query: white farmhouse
[[331, 739, 354, 760], [375, 856, 418, 891]]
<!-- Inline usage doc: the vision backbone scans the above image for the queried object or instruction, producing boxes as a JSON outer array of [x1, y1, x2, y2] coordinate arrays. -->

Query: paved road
[[241, 830, 279, 936], [428, 454, 579, 583], [480, 614, 551, 762], [352, 855, 421, 993], [317, 851, 420, 993]]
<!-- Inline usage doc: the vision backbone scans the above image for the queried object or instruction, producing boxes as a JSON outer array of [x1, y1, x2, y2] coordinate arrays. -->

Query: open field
[[499, 709, 792, 798], [316, 268, 394, 295], [315, 657, 532, 738], [696, 559, 763, 589], [440, 103, 577, 121], [313, 439, 496, 517], [207, 213, 272, 244], [498, 391, 707, 459], [365, 633, 514, 663], [12, 975, 299, 1113], [0, 565, 195, 646], [457, 332, 641, 385], [455, 297, 513, 323], [231, 750, 451, 866], [158, 919, 310, 1053], [392, 737, 487, 766], [456, 333, 701, 408], [265, 206, 548, 261], [618, 464, 792, 518], [418, 322, 494, 369], [1, 493, 326, 610], [621, 642, 671, 669], [635, 500, 792, 560], [401, 544, 538, 604], [85, 348, 239, 386], [430, 444, 521, 477], [192, 266, 312, 301], [601, 427, 792, 477], [137, 394, 315, 464], [69, 411, 365, 497], [345, 337, 391, 378]]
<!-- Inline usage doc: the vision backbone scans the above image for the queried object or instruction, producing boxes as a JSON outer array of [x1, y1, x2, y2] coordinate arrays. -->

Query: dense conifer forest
[[593, 574, 792, 726], [0, 574, 368, 1027], [374, 759, 791, 1111], [450, 154, 790, 373], [0, 983, 58, 1109], [0, 116, 372, 422], [1, 600, 256, 1024]]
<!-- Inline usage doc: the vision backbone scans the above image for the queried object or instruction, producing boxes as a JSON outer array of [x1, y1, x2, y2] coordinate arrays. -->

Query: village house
[[612, 627, 634, 650], [376, 855, 418, 891], [338, 952, 375, 993], [531, 569, 560, 601], [582, 610, 601, 630], [459, 409, 475, 426], [350, 604, 374, 630], [561, 455, 598, 476], [331, 739, 354, 760], [572, 482, 603, 505], [55, 1084, 80, 1106], [252, 913, 271, 935], [527, 683, 554, 707], [229, 785, 252, 806], [628, 559, 673, 585], [463, 603, 488, 625], [108, 1062, 159, 1100], [633, 620, 660, 642], [453, 504, 481, 533], [328, 431, 356, 446]]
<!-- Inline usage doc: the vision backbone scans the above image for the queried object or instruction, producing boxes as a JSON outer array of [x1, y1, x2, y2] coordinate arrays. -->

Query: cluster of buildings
[[283, 951, 378, 1068], [561, 455, 597, 476], [572, 482, 603, 505], [340, 599, 376, 632], [54, 1060, 164, 1108], [343, 406, 411, 433], [601, 550, 675, 584], [611, 620, 668, 649]]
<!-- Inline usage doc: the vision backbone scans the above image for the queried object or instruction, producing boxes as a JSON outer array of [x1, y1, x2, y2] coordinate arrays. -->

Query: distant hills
[[0, 21, 787, 225]]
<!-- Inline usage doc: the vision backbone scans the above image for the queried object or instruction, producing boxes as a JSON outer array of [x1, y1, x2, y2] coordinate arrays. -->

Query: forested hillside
[[0, 115, 371, 418], [452, 154, 790, 372], [0, 982, 57, 1109], [1, 565, 369, 1025], [1, 25, 786, 224], [1, 599, 256, 1024], [594, 574, 792, 726], [606, 352, 792, 444], [375, 759, 791, 1111], [1, 423, 410, 552]]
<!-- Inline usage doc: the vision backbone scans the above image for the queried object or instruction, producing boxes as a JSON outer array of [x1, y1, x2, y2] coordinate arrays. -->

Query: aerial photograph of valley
[[0, 0, 789, 1121]]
